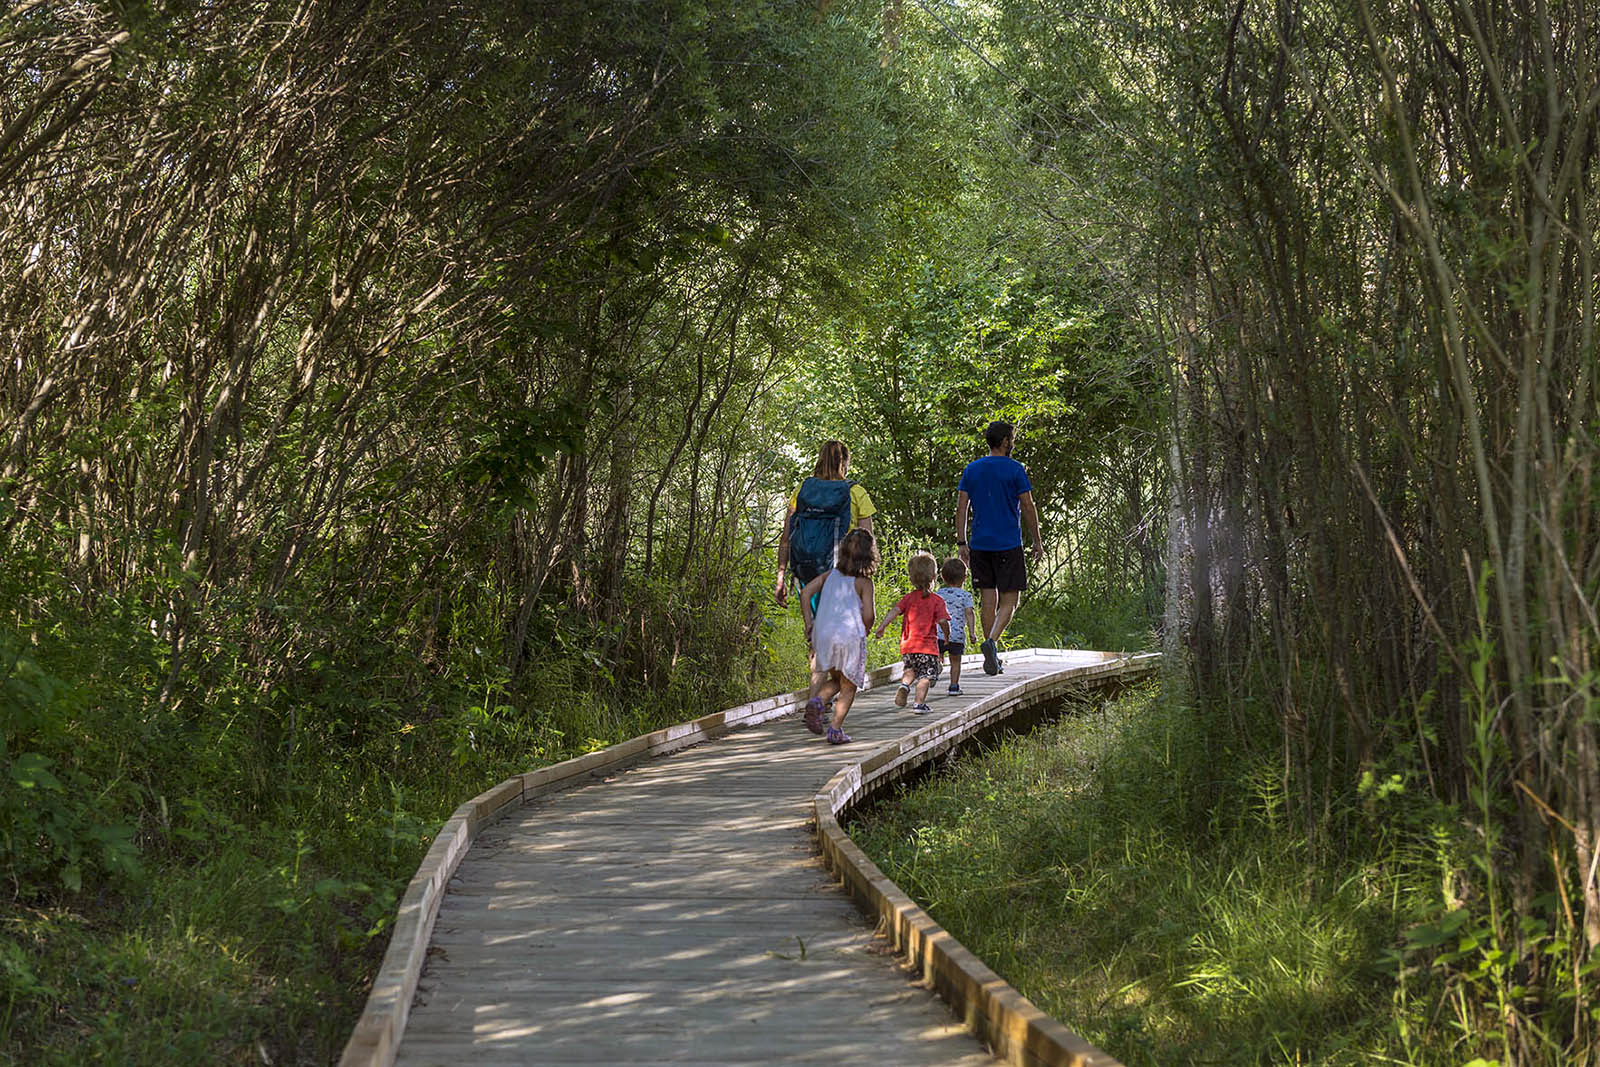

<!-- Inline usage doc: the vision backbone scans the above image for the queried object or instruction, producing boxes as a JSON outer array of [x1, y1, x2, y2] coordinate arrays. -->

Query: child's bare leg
[[948, 651, 962, 688], [831, 677, 859, 729], [811, 659, 843, 698], [894, 665, 915, 707], [913, 675, 932, 704]]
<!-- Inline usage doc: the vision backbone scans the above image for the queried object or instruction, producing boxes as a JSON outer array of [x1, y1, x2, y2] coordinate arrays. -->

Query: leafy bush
[[2, 634, 144, 898]]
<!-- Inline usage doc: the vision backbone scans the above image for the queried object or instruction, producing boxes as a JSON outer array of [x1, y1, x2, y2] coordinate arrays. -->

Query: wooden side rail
[[338, 660, 907, 1067], [813, 651, 1161, 1067]]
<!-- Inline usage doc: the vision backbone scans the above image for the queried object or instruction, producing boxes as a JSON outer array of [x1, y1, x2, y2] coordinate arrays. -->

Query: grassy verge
[[850, 680, 1502, 1066], [1006, 579, 1156, 655]]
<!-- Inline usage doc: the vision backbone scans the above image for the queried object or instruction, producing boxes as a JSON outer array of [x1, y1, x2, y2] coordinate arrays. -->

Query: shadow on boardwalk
[[389, 652, 1111, 1065]]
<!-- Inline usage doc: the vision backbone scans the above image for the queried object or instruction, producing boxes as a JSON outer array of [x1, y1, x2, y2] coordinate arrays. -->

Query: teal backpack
[[788, 477, 855, 586]]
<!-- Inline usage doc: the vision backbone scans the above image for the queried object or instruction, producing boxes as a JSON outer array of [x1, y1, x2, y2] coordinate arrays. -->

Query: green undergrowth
[[1, 532, 1149, 1065], [0, 560, 812, 1064], [850, 680, 1512, 1066], [1006, 580, 1155, 655], [1, 659, 721, 1066]]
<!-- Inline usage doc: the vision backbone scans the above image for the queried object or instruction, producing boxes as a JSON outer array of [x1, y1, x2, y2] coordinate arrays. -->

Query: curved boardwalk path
[[391, 650, 1115, 1065]]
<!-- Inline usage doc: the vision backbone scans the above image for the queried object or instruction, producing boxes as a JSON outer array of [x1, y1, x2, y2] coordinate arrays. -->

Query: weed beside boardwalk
[[851, 681, 1530, 1066]]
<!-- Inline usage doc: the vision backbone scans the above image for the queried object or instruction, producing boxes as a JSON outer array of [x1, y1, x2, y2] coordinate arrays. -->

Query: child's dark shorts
[[939, 639, 965, 657], [904, 653, 942, 681]]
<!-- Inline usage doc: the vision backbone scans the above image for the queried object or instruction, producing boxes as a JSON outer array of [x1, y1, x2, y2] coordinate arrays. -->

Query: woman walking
[[774, 440, 875, 605]]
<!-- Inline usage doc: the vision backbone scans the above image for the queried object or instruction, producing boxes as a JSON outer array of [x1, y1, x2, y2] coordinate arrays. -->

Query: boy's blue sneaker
[[947, 684, 963, 695], [911, 702, 932, 714], [980, 638, 1000, 675]]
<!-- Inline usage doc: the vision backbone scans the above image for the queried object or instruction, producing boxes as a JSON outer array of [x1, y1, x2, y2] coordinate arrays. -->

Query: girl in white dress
[[798, 528, 878, 744]]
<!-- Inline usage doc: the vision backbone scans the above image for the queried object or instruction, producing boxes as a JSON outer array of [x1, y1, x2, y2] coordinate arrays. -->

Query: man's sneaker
[[947, 684, 964, 695], [825, 726, 852, 745], [981, 638, 1000, 675], [803, 697, 827, 735], [894, 683, 910, 707], [911, 702, 932, 714]]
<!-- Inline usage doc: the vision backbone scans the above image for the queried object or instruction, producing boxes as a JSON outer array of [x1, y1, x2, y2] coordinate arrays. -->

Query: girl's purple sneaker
[[803, 697, 826, 735], [825, 726, 852, 745]]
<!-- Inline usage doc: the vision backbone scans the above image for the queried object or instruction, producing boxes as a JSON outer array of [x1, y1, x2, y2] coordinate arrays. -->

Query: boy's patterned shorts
[[904, 653, 941, 682]]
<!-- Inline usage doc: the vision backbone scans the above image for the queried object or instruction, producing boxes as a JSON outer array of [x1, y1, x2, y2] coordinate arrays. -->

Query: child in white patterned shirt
[[936, 557, 978, 695]]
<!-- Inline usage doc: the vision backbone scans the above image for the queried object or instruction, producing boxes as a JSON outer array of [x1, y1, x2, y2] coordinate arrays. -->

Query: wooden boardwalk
[[390, 650, 1115, 1066]]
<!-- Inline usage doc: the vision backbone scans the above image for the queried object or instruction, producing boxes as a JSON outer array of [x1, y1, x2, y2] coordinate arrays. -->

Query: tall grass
[[851, 679, 1530, 1066], [1007, 579, 1155, 655]]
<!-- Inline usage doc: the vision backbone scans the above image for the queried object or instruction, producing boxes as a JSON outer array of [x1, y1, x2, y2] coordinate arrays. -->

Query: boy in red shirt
[[873, 551, 950, 714]]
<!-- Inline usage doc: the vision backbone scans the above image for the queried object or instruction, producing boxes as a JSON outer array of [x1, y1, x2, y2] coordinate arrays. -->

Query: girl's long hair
[[812, 440, 850, 480], [834, 528, 879, 578]]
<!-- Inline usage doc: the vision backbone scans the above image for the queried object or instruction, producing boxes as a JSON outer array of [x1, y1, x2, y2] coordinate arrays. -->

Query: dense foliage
[[889, 1, 1600, 1062], [4, 0, 1594, 1063]]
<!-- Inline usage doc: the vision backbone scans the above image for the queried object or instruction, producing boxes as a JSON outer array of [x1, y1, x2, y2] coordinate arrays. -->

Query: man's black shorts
[[970, 546, 1027, 592]]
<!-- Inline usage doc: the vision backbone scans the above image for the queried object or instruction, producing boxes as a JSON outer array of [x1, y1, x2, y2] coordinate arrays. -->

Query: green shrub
[[2, 634, 144, 898], [1007, 579, 1157, 654]]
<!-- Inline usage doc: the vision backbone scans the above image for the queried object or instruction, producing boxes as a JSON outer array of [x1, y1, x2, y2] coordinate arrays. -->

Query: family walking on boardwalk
[[773, 422, 1043, 744]]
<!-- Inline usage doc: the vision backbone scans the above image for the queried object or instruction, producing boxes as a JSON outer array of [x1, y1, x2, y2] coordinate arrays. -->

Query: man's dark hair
[[984, 420, 1014, 450]]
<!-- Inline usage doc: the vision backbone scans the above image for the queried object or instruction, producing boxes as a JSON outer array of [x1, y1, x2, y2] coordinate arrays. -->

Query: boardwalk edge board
[[813, 651, 1161, 1067], [339, 659, 909, 1067]]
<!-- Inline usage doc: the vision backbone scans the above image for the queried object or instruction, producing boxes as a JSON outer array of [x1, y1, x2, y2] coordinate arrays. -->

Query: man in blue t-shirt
[[954, 420, 1044, 676]]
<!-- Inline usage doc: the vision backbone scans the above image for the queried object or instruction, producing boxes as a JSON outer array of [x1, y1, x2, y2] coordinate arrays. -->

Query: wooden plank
[[396, 1007, 977, 1038], [411, 959, 904, 985], [394, 1031, 998, 1067], [446, 852, 825, 878], [409, 971, 940, 995], [430, 901, 860, 929]]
